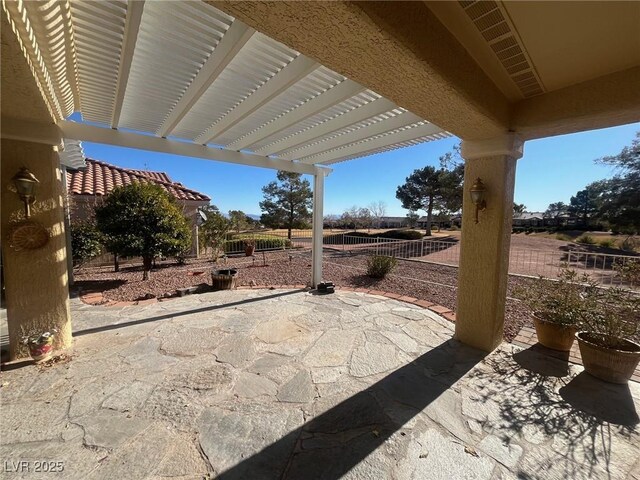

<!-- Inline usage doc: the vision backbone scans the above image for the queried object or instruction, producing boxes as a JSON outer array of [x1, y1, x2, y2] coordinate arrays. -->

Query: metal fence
[[77, 229, 638, 290], [325, 233, 638, 289]]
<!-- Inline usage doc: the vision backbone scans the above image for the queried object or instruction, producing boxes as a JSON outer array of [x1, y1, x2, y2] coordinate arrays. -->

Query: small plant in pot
[[577, 285, 640, 384], [244, 239, 256, 257], [516, 268, 591, 351]]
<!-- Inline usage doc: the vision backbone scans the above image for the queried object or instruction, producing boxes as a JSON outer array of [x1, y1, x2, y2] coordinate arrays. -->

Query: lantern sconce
[[12, 167, 40, 218], [469, 177, 487, 224]]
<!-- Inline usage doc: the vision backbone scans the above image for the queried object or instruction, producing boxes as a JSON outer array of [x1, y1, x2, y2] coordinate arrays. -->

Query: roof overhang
[[1, 0, 449, 174]]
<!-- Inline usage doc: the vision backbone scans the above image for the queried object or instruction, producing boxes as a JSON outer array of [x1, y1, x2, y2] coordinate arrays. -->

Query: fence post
[[376, 237, 380, 255]]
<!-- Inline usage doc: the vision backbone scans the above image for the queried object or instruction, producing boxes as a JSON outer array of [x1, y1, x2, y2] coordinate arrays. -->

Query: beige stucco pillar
[[455, 133, 524, 352], [1, 139, 72, 359]]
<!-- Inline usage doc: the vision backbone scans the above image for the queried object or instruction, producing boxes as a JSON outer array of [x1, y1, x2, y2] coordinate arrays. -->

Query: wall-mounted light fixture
[[469, 177, 487, 224], [12, 167, 40, 218]]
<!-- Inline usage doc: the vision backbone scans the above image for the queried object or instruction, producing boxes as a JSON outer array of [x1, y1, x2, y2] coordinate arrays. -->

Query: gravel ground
[[73, 249, 534, 341]]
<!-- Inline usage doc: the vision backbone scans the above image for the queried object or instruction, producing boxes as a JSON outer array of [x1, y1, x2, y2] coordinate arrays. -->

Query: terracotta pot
[[244, 245, 255, 256], [576, 331, 640, 384], [533, 316, 578, 351], [211, 269, 238, 291]]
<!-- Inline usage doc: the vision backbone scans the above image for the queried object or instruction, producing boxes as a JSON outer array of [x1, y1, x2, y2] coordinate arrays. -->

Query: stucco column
[[1, 139, 72, 359], [455, 133, 524, 352]]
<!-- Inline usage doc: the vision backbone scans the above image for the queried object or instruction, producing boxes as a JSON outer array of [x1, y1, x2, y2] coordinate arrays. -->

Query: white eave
[[4, 0, 450, 174]]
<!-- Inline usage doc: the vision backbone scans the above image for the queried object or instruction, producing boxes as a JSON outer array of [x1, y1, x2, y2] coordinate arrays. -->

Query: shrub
[[71, 222, 103, 267], [598, 239, 616, 249], [614, 259, 640, 286], [366, 255, 397, 279], [376, 229, 423, 240], [224, 235, 291, 253], [514, 268, 594, 327], [621, 236, 638, 252], [555, 233, 572, 242], [576, 234, 596, 245]]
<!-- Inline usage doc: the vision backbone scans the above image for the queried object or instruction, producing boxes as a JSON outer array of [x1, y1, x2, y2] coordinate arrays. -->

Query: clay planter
[[576, 331, 640, 384], [244, 245, 255, 256], [211, 269, 238, 290], [533, 316, 578, 351]]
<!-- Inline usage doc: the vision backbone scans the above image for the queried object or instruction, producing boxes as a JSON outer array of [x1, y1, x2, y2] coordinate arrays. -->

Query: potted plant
[[22, 329, 57, 363], [576, 284, 640, 384], [516, 268, 590, 351], [244, 238, 256, 257]]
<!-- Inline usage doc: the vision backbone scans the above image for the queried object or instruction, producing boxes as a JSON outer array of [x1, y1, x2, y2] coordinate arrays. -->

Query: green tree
[[95, 183, 191, 280], [596, 132, 640, 233], [395, 163, 463, 235], [544, 201, 568, 225], [568, 182, 605, 226], [199, 205, 232, 261], [406, 211, 419, 229], [70, 222, 103, 267], [259, 171, 312, 239], [513, 203, 526, 215], [228, 210, 251, 233]]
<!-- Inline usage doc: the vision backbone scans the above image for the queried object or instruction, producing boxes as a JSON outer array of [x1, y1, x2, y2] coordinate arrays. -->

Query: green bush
[[71, 222, 103, 267], [598, 239, 616, 249], [555, 233, 572, 241], [376, 229, 423, 240], [576, 234, 596, 245], [621, 236, 638, 252], [224, 235, 291, 253], [366, 255, 397, 279]]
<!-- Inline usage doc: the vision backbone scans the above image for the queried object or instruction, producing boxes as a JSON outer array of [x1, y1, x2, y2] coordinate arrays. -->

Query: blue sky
[[79, 122, 638, 217]]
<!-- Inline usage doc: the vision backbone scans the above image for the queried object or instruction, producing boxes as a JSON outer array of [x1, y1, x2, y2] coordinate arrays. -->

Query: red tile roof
[[66, 159, 210, 202]]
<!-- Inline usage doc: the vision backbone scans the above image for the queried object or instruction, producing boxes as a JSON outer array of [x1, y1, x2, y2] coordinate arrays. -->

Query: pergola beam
[[59, 120, 329, 176], [304, 122, 444, 165], [195, 54, 319, 145], [288, 111, 426, 161], [210, 1, 510, 140], [110, 0, 145, 128], [227, 79, 365, 151], [156, 20, 255, 138], [257, 97, 397, 157]]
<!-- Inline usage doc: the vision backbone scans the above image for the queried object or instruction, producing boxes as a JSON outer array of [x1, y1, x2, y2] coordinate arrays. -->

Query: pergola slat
[[303, 122, 445, 165], [156, 20, 255, 138], [110, 0, 145, 128], [256, 97, 398, 157], [194, 54, 319, 145], [284, 111, 425, 161], [226, 79, 365, 151]]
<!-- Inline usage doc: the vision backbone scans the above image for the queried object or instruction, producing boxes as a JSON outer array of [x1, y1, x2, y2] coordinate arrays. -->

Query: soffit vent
[[458, 0, 545, 98]]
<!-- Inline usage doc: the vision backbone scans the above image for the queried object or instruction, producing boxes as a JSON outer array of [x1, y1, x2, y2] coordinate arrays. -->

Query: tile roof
[[66, 159, 210, 202], [128, 169, 172, 183]]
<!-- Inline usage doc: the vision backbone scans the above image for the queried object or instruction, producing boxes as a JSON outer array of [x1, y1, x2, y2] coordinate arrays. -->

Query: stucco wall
[[1, 139, 72, 358]]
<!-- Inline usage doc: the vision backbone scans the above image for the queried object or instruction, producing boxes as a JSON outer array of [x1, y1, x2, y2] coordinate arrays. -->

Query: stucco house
[[66, 158, 210, 254]]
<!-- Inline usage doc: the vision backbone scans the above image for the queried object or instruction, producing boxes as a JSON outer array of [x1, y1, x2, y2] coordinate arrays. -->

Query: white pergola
[[2, 0, 449, 287]]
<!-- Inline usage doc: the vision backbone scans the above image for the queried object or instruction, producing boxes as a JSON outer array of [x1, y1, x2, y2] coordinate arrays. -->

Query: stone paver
[[1, 289, 638, 480]]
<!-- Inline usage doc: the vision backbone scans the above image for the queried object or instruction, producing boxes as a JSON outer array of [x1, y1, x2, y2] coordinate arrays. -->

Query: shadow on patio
[[216, 339, 486, 479], [72, 289, 306, 337], [473, 346, 639, 480]]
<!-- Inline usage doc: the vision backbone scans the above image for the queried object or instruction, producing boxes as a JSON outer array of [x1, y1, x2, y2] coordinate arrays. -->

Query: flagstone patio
[[1, 289, 638, 479]]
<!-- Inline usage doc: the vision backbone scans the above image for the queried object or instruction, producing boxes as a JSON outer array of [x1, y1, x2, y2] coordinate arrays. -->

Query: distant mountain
[[247, 214, 261, 220]]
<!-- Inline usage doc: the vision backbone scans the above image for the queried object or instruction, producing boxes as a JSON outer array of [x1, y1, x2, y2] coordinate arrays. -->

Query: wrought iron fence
[[77, 228, 639, 290]]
